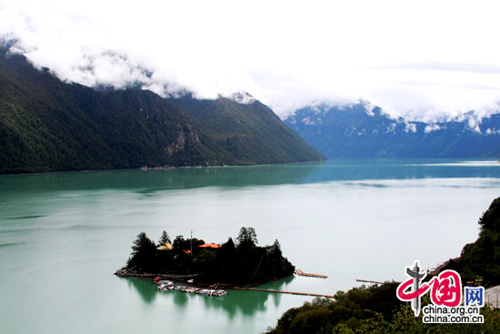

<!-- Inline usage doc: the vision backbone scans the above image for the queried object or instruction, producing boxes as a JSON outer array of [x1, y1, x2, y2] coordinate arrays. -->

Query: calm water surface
[[1, 159, 500, 333]]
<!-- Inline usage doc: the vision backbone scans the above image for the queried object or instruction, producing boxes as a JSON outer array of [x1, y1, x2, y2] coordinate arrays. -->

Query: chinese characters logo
[[396, 261, 485, 323]]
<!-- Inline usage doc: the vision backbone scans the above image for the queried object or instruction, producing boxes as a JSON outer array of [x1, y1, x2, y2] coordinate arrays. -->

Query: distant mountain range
[[0, 47, 324, 174], [284, 102, 500, 158]]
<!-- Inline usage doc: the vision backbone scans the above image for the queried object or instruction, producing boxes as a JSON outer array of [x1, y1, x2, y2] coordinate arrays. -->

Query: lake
[[1, 159, 499, 333]]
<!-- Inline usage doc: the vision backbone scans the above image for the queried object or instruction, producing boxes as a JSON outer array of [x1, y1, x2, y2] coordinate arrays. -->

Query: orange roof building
[[198, 243, 221, 249], [157, 242, 173, 251]]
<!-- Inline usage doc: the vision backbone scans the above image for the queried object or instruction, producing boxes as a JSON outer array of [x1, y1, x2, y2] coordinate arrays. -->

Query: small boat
[[196, 289, 210, 295], [158, 284, 173, 291], [214, 289, 227, 297], [153, 281, 226, 297], [157, 280, 175, 291], [181, 287, 198, 293], [157, 280, 174, 286], [207, 289, 227, 297]]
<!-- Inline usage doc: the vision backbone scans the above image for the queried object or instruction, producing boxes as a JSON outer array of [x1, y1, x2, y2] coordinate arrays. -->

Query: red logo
[[397, 270, 462, 307], [396, 261, 462, 316]]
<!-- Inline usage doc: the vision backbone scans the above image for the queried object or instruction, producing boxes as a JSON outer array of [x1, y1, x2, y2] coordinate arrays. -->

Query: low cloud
[[2, 0, 500, 121]]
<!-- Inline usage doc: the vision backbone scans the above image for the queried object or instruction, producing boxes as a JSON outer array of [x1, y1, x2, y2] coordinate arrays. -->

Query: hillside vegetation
[[440, 197, 500, 287], [268, 286, 500, 334], [0, 47, 324, 173], [169, 96, 324, 165]]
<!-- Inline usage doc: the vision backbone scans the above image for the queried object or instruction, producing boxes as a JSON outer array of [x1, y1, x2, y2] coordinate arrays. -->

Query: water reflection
[[172, 289, 188, 306], [201, 290, 269, 319], [2, 160, 500, 198], [125, 278, 157, 304], [0, 163, 321, 196], [0, 242, 21, 248], [125, 274, 294, 316], [303, 158, 500, 183]]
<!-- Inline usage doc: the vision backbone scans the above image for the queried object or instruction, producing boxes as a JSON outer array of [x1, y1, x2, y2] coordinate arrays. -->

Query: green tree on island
[[236, 226, 258, 248], [158, 230, 171, 245], [127, 232, 157, 272], [120, 227, 294, 286]]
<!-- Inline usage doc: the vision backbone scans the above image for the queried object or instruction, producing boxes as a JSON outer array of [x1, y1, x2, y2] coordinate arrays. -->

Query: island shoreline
[[114, 267, 294, 290]]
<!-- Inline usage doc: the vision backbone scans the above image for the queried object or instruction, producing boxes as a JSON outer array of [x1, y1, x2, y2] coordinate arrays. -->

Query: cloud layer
[[2, 0, 500, 120]]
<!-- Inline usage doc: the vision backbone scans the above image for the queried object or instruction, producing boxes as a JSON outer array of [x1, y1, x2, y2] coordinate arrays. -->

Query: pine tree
[[158, 230, 171, 245], [236, 227, 258, 248], [127, 232, 157, 271]]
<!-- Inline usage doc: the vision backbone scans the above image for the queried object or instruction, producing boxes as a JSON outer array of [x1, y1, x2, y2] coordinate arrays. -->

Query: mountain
[[168, 94, 324, 165], [284, 102, 500, 158], [0, 48, 324, 173]]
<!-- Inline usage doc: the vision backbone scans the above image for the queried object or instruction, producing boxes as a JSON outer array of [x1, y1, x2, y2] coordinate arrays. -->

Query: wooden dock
[[233, 287, 335, 299], [294, 269, 328, 279], [356, 279, 384, 285]]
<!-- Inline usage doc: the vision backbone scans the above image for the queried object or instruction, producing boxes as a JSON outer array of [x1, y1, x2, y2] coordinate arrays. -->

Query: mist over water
[[1, 159, 499, 333]]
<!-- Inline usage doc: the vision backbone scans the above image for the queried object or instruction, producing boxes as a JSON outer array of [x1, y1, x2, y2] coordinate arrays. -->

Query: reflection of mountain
[[0, 163, 322, 197], [124, 275, 294, 317]]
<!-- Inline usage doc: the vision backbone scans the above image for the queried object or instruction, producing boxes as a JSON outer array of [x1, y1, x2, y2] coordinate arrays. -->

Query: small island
[[115, 227, 295, 289]]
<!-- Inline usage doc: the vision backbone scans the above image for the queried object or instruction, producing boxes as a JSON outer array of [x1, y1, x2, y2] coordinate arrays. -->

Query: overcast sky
[[2, 0, 500, 120]]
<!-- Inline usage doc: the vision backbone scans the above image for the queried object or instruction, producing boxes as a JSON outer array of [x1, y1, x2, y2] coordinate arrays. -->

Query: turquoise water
[[1, 159, 499, 333]]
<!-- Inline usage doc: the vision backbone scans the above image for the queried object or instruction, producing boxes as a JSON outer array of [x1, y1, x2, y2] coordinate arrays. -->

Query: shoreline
[[5, 157, 500, 176], [0, 159, 326, 176], [114, 268, 292, 290]]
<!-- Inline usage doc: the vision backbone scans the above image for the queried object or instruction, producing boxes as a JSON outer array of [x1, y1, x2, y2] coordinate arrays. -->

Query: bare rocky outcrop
[[164, 123, 200, 156]]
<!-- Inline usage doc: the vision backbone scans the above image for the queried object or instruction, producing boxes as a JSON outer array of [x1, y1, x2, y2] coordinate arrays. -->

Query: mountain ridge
[[0, 48, 324, 174], [168, 95, 324, 165], [285, 102, 500, 158]]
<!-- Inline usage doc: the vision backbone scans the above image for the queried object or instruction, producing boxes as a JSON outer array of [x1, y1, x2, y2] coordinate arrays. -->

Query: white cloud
[[485, 128, 500, 135], [424, 124, 441, 133], [2, 0, 500, 120], [404, 122, 417, 134]]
